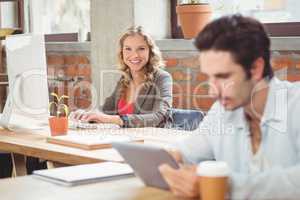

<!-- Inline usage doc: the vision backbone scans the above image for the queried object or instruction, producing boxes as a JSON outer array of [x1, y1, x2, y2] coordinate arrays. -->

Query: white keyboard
[[69, 120, 120, 130]]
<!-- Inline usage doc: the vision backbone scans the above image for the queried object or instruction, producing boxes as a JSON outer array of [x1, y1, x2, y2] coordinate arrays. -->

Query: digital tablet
[[112, 142, 179, 190]]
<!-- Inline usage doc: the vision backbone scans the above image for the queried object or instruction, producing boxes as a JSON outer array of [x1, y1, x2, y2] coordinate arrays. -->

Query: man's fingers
[[159, 164, 199, 198], [159, 165, 182, 194], [159, 164, 193, 196], [167, 150, 182, 163], [159, 164, 178, 187], [159, 164, 172, 174], [182, 165, 197, 172]]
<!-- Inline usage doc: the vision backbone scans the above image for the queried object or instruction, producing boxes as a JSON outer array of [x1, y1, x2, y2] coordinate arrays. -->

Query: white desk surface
[[0, 176, 188, 200]]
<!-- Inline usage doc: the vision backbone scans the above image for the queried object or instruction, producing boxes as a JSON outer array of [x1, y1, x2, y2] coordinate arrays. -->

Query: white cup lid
[[197, 161, 230, 177]]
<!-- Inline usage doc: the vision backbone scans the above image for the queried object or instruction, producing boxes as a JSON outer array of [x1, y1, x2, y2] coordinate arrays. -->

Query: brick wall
[[164, 50, 300, 111], [42, 43, 300, 114], [163, 56, 213, 111], [46, 53, 92, 112]]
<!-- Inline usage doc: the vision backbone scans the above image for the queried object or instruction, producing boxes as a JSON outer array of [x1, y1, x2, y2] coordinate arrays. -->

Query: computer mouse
[[88, 120, 98, 124]]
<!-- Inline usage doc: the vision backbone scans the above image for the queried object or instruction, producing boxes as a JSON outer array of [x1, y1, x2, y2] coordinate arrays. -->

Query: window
[[0, 0, 24, 32], [26, 0, 90, 42], [171, 0, 300, 38]]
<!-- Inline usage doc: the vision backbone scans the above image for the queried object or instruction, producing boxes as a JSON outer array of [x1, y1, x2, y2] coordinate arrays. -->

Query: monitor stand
[[0, 93, 49, 132]]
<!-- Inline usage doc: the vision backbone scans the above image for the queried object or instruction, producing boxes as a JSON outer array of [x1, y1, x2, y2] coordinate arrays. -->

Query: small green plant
[[49, 93, 69, 117]]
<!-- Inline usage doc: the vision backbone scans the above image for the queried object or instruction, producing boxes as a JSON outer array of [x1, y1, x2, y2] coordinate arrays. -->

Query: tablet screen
[[113, 142, 179, 190]]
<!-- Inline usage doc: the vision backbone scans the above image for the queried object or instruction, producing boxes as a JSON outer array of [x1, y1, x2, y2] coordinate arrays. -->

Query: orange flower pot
[[49, 116, 68, 136], [176, 4, 212, 39]]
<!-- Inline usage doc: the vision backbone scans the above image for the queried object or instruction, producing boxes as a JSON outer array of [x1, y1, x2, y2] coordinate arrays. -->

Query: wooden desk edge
[[0, 141, 104, 165]]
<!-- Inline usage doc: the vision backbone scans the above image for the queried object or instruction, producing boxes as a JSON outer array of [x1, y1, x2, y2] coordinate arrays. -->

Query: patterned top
[[117, 98, 134, 115]]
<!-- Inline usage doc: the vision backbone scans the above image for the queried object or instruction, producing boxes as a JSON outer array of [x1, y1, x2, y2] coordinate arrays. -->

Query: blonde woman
[[72, 26, 172, 127]]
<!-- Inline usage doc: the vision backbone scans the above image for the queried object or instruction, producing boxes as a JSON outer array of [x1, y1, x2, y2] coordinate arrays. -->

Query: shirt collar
[[261, 77, 288, 125], [224, 77, 287, 132], [225, 107, 248, 130]]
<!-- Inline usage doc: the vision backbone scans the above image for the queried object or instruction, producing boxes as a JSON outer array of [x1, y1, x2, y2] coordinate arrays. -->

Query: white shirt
[[177, 78, 300, 199]]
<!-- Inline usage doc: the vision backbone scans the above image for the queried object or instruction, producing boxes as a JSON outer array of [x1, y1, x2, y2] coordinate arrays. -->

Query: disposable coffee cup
[[197, 161, 230, 200]]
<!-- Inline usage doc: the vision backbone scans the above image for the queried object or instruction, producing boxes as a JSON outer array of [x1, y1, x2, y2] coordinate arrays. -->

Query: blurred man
[[160, 15, 300, 199]]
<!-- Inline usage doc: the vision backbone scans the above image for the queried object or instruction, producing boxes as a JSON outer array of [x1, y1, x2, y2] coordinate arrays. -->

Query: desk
[[0, 175, 190, 200], [0, 128, 188, 165]]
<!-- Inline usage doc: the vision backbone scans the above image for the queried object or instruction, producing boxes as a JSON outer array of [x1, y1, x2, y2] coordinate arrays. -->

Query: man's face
[[199, 50, 255, 111]]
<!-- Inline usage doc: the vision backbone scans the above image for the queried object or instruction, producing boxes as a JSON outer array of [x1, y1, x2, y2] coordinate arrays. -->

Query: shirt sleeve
[[176, 131, 214, 164], [176, 103, 221, 164]]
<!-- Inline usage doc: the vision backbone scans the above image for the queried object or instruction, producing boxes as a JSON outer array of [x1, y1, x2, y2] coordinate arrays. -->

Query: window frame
[[170, 0, 300, 38], [45, 33, 78, 42], [29, 0, 80, 42], [1, 0, 79, 42], [0, 0, 24, 33]]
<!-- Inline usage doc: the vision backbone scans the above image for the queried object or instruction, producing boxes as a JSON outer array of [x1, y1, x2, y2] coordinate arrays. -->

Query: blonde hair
[[117, 26, 165, 96]]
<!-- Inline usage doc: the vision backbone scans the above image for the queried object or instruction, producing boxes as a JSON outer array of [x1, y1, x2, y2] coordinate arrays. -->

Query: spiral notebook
[[33, 162, 134, 186]]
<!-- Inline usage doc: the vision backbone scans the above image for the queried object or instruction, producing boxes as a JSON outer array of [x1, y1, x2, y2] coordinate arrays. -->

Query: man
[[159, 15, 300, 199]]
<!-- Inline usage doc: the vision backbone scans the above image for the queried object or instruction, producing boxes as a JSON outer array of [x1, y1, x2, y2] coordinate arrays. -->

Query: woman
[[72, 26, 172, 128]]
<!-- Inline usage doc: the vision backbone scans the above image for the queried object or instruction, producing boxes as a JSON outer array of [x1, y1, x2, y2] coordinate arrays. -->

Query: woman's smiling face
[[122, 34, 150, 73]]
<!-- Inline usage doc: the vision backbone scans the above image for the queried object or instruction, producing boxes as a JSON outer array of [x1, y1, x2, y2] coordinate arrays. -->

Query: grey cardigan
[[101, 69, 172, 128]]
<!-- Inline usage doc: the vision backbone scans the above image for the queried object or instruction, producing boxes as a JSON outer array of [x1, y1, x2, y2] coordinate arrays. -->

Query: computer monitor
[[0, 34, 50, 130]]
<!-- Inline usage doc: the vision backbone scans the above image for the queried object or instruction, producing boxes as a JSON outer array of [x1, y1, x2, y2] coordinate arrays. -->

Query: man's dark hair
[[194, 14, 273, 79]]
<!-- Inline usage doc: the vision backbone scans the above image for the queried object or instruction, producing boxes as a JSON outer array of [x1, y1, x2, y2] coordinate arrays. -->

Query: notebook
[[47, 131, 143, 150], [33, 162, 134, 186]]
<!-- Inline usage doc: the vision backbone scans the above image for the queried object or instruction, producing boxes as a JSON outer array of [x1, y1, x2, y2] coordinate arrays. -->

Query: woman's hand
[[159, 164, 199, 198], [69, 110, 123, 126], [69, 109, 89, 121]]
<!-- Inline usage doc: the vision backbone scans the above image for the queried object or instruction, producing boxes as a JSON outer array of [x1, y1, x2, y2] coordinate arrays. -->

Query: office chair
[[166, 108, 205, 131]]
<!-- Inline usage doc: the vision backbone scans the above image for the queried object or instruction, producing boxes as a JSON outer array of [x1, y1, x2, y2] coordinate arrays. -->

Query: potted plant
[[48, 93, 69, 136], [176, 0, 212, 39]]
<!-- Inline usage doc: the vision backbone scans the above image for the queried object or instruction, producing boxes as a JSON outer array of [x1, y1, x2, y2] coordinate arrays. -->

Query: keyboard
[[69, 120, 120, 130]]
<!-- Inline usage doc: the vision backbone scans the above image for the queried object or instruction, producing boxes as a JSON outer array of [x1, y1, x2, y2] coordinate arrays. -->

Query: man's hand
[[167, 149, 183, 164], [159, 164, 199, 198]]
